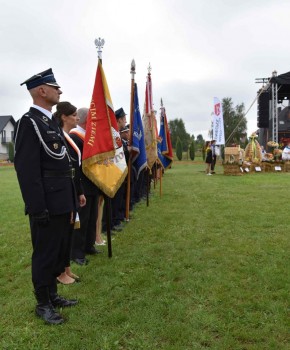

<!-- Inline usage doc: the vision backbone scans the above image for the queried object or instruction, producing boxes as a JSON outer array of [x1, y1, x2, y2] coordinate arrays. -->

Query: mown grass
[[0, 163, 289, 350]]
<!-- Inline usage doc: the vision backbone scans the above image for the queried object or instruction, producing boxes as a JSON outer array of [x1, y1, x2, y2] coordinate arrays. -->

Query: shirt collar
[[32, 104, 52, 119]]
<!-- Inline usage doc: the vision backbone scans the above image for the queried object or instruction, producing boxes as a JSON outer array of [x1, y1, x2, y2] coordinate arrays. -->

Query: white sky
[[1, 0, 290, 139]]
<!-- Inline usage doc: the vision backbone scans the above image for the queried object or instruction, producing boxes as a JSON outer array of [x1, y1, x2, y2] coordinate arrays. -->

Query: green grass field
[[0, 163, 289, 350]]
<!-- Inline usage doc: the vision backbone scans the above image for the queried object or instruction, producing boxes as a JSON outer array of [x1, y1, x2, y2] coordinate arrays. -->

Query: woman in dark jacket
[[205, 141, 213, 175], [54, 102, 86, 284]]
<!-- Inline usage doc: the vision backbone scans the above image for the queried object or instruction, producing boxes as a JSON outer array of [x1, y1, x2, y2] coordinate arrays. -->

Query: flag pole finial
[[94, 37, 105, 61], [131, 59, 136, 79], [148, 63, 152, 74]]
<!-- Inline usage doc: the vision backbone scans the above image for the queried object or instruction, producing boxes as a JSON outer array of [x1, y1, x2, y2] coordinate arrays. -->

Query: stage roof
[[271, 71, 290, 100]]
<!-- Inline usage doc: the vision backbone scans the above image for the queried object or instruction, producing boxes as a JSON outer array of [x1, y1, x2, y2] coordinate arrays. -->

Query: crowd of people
[[14, 68, 148, 325], [205, 138, 290, 170]]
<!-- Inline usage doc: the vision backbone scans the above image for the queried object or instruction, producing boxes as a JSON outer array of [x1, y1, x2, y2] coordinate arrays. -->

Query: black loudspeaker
[[257, 92, 270, 128]]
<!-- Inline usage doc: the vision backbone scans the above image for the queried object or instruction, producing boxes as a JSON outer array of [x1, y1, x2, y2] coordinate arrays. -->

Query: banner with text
[[82, 60, 127, 198], [212, 97, 225, 145]]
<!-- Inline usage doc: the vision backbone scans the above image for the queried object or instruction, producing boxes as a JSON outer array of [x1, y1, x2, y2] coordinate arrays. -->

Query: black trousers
[[71, 194, 98, 259], [111, 182, 126, 226], [29, 213, 71, 290], [211, 155, 217, 171], [136, 169, 146, 199]]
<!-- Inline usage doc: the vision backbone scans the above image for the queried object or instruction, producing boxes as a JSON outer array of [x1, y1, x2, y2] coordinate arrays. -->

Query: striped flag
[[82, 60, 127, 198]]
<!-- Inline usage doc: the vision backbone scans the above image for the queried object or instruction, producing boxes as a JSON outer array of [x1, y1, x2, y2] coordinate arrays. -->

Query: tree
[[222, 97, 247, 146], [169, 118, 191, 151], [202, 143, 206, 161], [189, 140, 195, 160], [196, 134, 204, 144], [195, 134, 204, 153], [176, 137, 183, 160]]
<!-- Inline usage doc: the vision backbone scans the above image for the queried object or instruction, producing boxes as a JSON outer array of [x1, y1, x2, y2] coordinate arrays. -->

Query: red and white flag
[[82, 60, 127, 198]]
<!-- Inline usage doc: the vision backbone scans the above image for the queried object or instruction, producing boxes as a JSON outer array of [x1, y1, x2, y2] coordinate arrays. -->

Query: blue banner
[[132, 83, 147, 178], [158, 107, 173, 169]]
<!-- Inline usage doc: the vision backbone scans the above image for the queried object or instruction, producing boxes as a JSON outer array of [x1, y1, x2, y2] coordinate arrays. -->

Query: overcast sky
[[1, 0, 289, 139]]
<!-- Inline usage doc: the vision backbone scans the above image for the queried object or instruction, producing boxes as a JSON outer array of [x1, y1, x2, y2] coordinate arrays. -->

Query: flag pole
[[125, 60, 136, 221], [105, 197, 112, 258], [159, 98, 163, 198], [159, 165, 162, 198], [146, 168, 150, 207], [153, 162, 156, 189], [144, 63, 154, 208], [95, 36, 113, 258], [154, 160, 158, 190]]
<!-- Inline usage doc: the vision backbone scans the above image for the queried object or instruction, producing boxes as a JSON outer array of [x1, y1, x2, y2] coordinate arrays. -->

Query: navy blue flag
[[132, 83, 147, 178], [158, 103, 173, 169]]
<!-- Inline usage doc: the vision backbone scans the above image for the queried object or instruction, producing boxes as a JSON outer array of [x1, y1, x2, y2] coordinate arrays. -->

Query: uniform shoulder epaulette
[[23, 112, 33, 118]]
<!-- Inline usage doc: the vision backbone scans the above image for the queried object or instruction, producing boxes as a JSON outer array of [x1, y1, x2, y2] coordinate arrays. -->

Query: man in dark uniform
[[101, 108, 127, 233], [14, 68, 78, 325], [210, 139, 217, 174], [120, 124, 136, 213], [110, 108, 127, 230], [120, 124, 130, 162]]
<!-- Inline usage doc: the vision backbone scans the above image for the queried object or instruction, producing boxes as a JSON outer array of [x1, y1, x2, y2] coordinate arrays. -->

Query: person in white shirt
[[282, 141, 290, 161]]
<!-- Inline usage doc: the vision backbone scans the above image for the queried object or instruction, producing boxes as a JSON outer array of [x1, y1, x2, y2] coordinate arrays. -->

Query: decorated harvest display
[[244, 133, 262, 163], [223, 133, 290, 175], [266, 141, 283, 162]]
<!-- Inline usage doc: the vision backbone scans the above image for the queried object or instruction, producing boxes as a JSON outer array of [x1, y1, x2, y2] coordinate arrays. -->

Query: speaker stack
[[257, 91, 270, 128]]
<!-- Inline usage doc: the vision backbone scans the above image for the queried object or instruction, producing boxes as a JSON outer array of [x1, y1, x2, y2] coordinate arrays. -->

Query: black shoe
[[85, 246, 102, 255], [112, 224, 123, 232], [35, 304, 64, 325], [50, 294, 78, 308], [72, 258, 89, 266], [102, 227, 116, 235]]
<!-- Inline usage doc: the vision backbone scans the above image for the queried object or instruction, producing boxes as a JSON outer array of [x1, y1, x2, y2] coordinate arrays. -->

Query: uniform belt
[[43, 168, 75, 178]]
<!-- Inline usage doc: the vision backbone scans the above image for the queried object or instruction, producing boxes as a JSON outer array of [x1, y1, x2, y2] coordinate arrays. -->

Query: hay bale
[[223, 164, 243, 176]]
